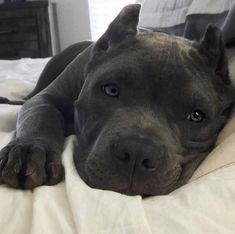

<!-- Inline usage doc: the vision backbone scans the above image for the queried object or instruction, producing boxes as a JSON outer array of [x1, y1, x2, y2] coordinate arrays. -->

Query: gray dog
[[0, 4, 234, 196]]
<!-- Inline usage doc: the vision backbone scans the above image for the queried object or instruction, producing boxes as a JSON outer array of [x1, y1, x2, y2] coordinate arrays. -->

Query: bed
[[1, 2, 235, 234], [0, 53, 235, 234]]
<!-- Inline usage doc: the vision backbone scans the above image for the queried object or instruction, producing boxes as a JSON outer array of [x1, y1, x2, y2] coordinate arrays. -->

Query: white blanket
[[0, 58, 235, 234]]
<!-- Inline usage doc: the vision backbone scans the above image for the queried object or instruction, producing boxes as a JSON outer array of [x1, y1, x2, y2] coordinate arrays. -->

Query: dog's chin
[[76, 160, 184, 197], [123, 176, 182, 197], [115, 165, 184, 197], [109, 181, 180, 197], [75, 153, 186, 197], [81, 169, 183, 197]]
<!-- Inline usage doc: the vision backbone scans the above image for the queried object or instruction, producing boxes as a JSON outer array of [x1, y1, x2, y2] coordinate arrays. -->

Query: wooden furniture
[[0, 0, 57, 59]]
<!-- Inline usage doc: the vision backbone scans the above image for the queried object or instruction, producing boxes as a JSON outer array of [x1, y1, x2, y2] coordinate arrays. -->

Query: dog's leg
[[24, 41, 92, 100], [0, 45, 92, 188], [0, 41, 92, 105], [0, 97, 24, 105]]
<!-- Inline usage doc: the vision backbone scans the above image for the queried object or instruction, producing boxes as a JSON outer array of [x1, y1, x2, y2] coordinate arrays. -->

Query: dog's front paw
[[0, 138, 64, 189]]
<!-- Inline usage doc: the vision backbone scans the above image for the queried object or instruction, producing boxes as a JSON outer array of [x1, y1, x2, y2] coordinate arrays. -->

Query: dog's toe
[[45, 162, 64, 185]]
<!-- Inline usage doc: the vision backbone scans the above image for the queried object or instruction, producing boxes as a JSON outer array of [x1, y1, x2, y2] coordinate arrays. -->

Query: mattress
[[0, 58, 235, 234]]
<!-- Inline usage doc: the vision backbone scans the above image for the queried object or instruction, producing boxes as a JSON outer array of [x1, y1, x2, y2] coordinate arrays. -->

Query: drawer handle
[[0, 29, 13, 35]]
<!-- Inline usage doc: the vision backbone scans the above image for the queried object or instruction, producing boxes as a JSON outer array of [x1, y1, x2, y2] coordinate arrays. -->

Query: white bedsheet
[[0, 58, 235, 234]]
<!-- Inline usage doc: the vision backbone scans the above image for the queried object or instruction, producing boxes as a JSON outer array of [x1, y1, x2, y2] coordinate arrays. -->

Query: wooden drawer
[[0, 1, 56, 59], [0, 41, 39, 59], [0, 17, 38, 43]]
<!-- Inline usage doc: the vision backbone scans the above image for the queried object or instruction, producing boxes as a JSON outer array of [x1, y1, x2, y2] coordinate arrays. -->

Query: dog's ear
[[199, 24, 230, 84], [93, 4, 141, 53]]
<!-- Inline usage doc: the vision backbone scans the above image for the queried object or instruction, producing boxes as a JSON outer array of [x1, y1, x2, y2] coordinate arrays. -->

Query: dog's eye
[[187, 110, 205, 123], [102, 84, 119, 97]]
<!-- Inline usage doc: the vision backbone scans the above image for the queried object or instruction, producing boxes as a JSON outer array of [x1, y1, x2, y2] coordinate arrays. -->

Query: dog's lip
[[85, 163, 184, 196], [118, 167, 183, 196], [84, 154, 183, 196]]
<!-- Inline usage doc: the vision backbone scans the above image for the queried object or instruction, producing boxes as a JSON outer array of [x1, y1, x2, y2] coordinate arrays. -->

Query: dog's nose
[[113, 137, 163, 172], [116, 150, 156, 171]]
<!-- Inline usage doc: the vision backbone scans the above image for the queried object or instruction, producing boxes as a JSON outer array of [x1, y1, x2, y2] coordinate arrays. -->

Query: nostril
[[142, 158, 156, 171], [116, 152, 130, 162], [122, 152, 130, 162]]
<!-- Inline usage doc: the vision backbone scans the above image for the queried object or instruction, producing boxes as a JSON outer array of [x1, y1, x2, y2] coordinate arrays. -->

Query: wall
[[52, 0, 91, 51], [31, 0, 92, 51]]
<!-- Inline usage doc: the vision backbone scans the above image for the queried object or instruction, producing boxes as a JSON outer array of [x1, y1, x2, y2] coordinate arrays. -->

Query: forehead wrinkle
[[140, 34, 194, 75], [187, 76, 219, 108], [141, 33, 193, 57], [137, 35, 218, 114], [143, 35, 217, 105], [178, 51, 219, 108], [87, 55, 139, 85]]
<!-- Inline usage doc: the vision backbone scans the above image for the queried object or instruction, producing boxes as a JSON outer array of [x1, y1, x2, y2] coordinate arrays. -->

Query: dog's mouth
[[131, 167, 183, 196], [116, 176, 181, 197], [75, 135, 207, 196], [83, 160, 183, 197]]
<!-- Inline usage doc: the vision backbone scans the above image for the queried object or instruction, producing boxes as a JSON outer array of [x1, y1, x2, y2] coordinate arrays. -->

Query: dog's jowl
[[0, 4, 234, 196]]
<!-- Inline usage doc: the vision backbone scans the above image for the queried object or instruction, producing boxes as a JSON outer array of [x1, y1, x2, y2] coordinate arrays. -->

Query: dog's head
[[74, 4, 234, 196]]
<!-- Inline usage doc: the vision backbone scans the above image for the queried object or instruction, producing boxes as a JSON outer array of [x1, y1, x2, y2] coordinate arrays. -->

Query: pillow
[[139, 0, 234, 42]]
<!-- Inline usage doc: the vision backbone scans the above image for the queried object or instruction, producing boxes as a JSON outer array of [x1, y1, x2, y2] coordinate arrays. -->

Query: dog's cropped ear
[[199, 24, 230, 84], [93, 4, 141, 53]]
